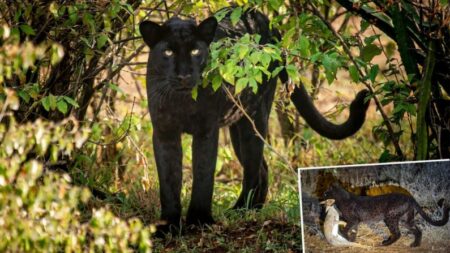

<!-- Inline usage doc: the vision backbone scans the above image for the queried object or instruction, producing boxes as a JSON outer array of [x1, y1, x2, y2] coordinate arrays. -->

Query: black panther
[[139, 8, 370, 234], [323, 183, 450, 247]]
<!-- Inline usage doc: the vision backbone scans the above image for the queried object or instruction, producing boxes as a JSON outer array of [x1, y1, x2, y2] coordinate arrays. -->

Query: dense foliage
[[0, 92, 152, 252]]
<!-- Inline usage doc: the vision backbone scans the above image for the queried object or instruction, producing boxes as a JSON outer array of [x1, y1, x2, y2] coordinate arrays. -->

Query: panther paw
[[153, 223, 182, 239], [186, 213, 215, 227]]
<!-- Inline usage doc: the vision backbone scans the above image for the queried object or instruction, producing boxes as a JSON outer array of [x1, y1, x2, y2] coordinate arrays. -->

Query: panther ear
[[197, 17, 217, 44], [140, 20, 162, 48]]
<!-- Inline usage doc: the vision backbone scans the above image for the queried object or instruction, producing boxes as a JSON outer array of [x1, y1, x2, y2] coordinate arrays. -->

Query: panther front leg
[[186, 128, 219, 226], [341, 220, 359, 242], [152, 132, 183, 236]]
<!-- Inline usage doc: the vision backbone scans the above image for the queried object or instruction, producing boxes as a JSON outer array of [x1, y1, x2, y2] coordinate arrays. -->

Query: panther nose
[[177, 74, 192, 84]]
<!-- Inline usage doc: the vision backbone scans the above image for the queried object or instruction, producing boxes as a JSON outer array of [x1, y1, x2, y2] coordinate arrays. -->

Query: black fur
[[140, 8, 370, 235], [323, 183, 450, 247]]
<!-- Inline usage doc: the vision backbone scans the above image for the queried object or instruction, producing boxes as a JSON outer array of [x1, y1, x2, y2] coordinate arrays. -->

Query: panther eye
[[191, 49, 200, 56], [164, 49, 173, 57]]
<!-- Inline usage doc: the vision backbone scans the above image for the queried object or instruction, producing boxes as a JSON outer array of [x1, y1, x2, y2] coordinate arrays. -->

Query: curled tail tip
[[353, 89, 371, 107], [349, 89, 371, 118]]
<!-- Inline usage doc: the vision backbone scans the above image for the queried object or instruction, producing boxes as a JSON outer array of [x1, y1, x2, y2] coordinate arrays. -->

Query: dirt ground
[[305, 224, 450, 253], [153, 220, 302, 253]]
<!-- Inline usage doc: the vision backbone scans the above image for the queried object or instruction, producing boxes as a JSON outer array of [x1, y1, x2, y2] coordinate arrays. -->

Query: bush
[[0, 91, 153, 252]]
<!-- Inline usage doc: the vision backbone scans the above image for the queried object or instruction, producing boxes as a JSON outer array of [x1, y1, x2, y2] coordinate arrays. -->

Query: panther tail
[[414, 199, 450, 226], [278, 69, 370, 140]]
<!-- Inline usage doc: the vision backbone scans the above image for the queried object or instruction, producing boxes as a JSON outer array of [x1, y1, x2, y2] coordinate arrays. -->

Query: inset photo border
[[298, 159, 450, 253]]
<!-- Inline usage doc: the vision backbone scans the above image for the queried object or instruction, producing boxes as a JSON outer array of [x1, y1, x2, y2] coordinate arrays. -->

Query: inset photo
[[299, 160, 450, 253]]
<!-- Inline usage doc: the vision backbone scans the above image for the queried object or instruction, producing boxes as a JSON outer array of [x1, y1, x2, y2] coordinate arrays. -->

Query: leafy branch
[[307, 3, 404, 158]]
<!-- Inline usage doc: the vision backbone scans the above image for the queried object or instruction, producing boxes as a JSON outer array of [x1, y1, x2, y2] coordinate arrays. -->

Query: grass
[[67, 65, 422, 252], [70, 93, 406, 252]]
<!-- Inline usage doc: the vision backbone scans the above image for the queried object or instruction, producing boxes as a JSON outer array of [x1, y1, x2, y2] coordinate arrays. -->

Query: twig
[[162, 0, 171, 19], [103, 98, 150, 186], [113, 36, 141, 44], [119, 61, 147, 66], [309, 3, 404, 159], [87, 97, 136, 146], [0, 92, 11, 123], [222, 86, 295, 172], [93, 44, 145, 91]]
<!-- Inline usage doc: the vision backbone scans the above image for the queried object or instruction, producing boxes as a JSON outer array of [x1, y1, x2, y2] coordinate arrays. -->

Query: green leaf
[[83, 13, 96, 33], [19, 24, 35, 35], [364, 34, 381, 45], [18, 90, 31, 103], [299, 36, 310, 57], [349, 65, 360, 83], [379, 150, 397, 162], [403, 103, 416, 116], [41, 97, 50, 111], [285, 64, 299, 83], [68, 6, 78, 23], [237, 44, 250, 60], [360, 19, 370, 33], [219, 61, 236, 84], [51, 44, 64, 65], [96, 34, 109, 49], [63, 96, 79, 108], [214, 8, 230, 22], [268, 0, 282, 10], [211, 74, 222, 91], [361, 44, 382, 62], [250, 51, 262, 65], [249, 78, 258, 93], [256, 66, 271, 77], [261, 53, 271, 68], [191, 85, 198, 100], [322, 53, 340, 84], [272, 66, 284, 77], [57, 100, 68, 114], [230, 7, 242, 26], [254, 70, 263, 84], [49, 94, 57, 110], [108, 83, 124, 94], [235, 78, 248, 94], [281, 28, 296, 48], [369, 64, 379, 83]]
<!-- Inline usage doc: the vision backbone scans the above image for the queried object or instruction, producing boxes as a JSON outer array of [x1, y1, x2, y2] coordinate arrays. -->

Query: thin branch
[[120, 61, 147, 66], [335, 0, 396, 39], [87, 97, 136, 146], [113, 36, 141, 44], [162, 0, 171, 19], [222, 86, 295, 172], [93, 44, 145, 91], [309, 3, 404, 158]]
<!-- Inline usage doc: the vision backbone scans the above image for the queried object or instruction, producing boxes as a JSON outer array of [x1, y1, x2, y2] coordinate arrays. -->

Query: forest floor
[[82, 53, 422, 252], [85, 77, 390, 252], [305, 224, 450, 253]]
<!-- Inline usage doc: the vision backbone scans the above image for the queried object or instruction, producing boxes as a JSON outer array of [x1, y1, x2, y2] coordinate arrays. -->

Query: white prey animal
[[320, 199, 370, 248]]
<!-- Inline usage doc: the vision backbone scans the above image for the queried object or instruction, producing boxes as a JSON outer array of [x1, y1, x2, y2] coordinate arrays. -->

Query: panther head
[[139, 16, 217, 93], [323, 182, 349, 200]]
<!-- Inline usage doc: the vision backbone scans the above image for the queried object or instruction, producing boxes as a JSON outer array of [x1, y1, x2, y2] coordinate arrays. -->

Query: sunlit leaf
[[361, 44, 382, 62], [57, 100, 68, 114], [230, 7, 242, 26]]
